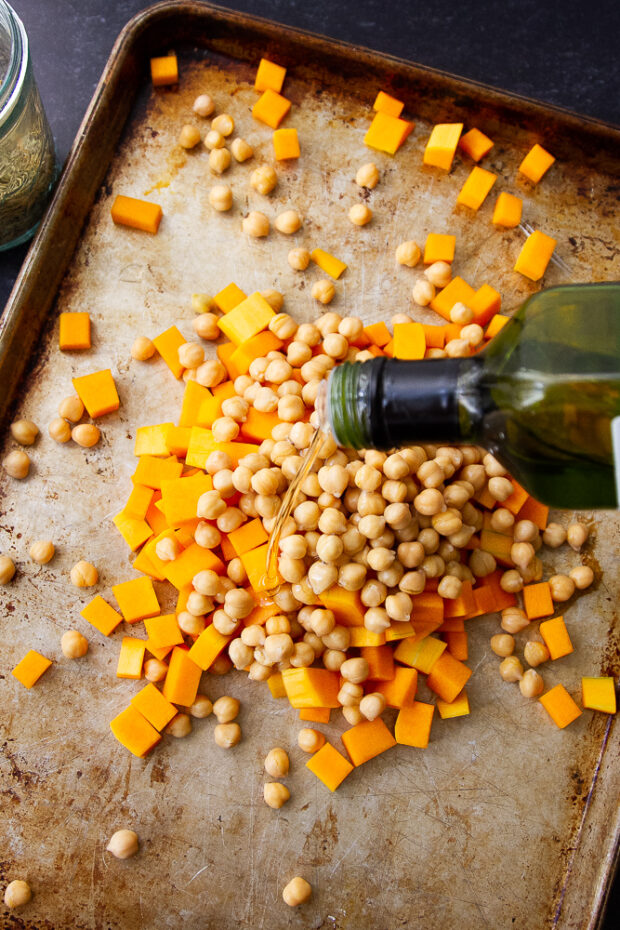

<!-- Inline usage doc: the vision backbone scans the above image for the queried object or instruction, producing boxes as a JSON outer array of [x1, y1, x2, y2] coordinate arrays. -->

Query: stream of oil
[[261, 427, 326, 597]]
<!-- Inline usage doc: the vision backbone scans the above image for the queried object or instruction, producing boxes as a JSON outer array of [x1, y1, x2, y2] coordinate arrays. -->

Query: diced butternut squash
[[426, 652, 472, 703], [124, 484, 155, 521], [299, 707, 331, 723], [110, 705, 161, 757], [255, 58, 286, 93], [518, 143, 555, 184], [282, 668, 340, 708], [188, 624, 233, 670], [81, 595, 123, 637], [515, 495, 549, 530], [185, 427, 259, 470], [144, 614, 183, 650], [424, 233, 456, 264], [267, 672, 287, 699], [394, 702, 435, 748], [492, 192, 522, 228], [163, 542, 225, 590], [310, 248, 347, 279], [111, 194, 163, 233], [160, 473, 214, 526], [227, 518, 269, 556], [502, 480, 530, 515], [364, 321, 391, 347], [179, 380, 211, 427], [514, 230, 556, 282], [539, 684, 581, 728], [319, 586, 365, 627], [384, 620, 415, 642], [444, 630, 468, 661], [165, 425, 191, 458], [116, 637, 146, 679], [523, 582, 554, 620], [348, 627, 386, 648], [436, 691, 470, 719], [244, 602, 280, 627], [218, 292, 275, 346], [214, 282, 247, 313], [361, 644, 395, 681], [150, 53, 178, 87], [229, 331, 283, 376], [162, 646, 202, 705], [72, 369, 119, 418], [458, 127, 493, 161], [133, 455, 183, 490], [485, 313, 511, 339], [239, 408, 282, 443], [341, 717, 396, 766], [456, 165, 497, 211], [12, 650, 52, 689], [240, 543, 281, 594], [393, 322, 426, 360], [134, 424, 172, 457], [539, 615, 573, 660], [373, 91, 404, 118], [423, 123, 463, 171], [581, 677, 616, 714], [59, 312, 91, 350], [469, 283, 502, 327], [430, 276, 476, 321], [153, 326, 186, 379], [252, 88, 291, 128], [112, 576, 160, 623], [365, 110, 413, 155], [306, 741, 354, 791], [112, 512, 152, 552], [375, 667, 418, 708], [131, 683, 177, 731], [394, 635, 446, 674], [410, 591, 445, 626], [273, 127, 300, 160]]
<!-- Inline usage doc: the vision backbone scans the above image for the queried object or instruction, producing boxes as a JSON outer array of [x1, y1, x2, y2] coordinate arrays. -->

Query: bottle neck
[[325, 357, 485, 450]]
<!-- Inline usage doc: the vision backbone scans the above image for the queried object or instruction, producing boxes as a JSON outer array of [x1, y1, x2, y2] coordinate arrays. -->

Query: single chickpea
[[364, 606, 391, 632], [264, 747, 289, 777], [61, 629, 88, 658], [3, 879, 32, 908], [501, 606, 529, 634], [72, 424, 101, 448], [278, 395, 305, 422], [211, 113, 234, 136], [179, 124, 201, 148], [340, 657, 369, 684], [290, 642, 315, 667], [194, 521, 222, 548], [569, 565, 594, 589], [251, 164, 277, 195], [499, 655, 524, 682], [349, 203, 372, 226], [361, 578, 388, 608], [445, 338, 470, 358], [275, 209, 302, 234], [500, 569, 524, 593], [29, 539, 55, 564], [224, 588, 255, 620], [567, 523, 589, 551], [211, 653, 233, 675], [488, 476, 514, 502], [297, 728, 326, 754], [424, 261, 452, 288], [106, 829, 139, 860], [543, 522, 566, 548], [248, 661, 271, 681], [449, 302, 474, 325], [213, 696, 240, 724], [48, 417, 72, 442], [243, 211, 270, 237], [70, 560, 98, 587], [460, 324, 484, 347], [231, 137, 253, 162], [490, 508, 515, 533], [385, 591, 413, 621], [469, 549, 497, 578], [204, 128, 224, 150], [511, 541, 535, 571], [269, 313, 297, 341], [188, 695, 213, 718], [178, 612, 206, 636], [524, 640, 550, 667], [191, 293, 217, 313], [358, 514, 386, 539], [519, 668, 544, 698], [549, 574, 575, 602], [437, 575, 462, 599], [0, 555, 16, 584], [209, 147, 231, 174], [343, 705, 364, 725], [396, 240, 421, 267], [311, 279, 335, 305], [287, 247, 311, 271], [2, 450, 30, 479], [264, 782, 290, 809], [209, 183, 233, 211], [359, 692, 386, 721], [193, 93, 214, 117], [412, 278, 436, 308], [282, 876, 312, 908], [214, 722, 241, 748], [414, 488, 444, 516], [129, 335, 155, 362], [227, 557, 247, 585], [10, 419, 38, 445], [197, 489, 226, 519], [490, 633, 515, 657], [355, 162, 379, 188], [212, 416, 239, 442], [261, 289, 284, 311], [166, 713, 193, 738], [323, 333, 349, 359], [186, 591, 212, 617], [178, 342, 205, 369], [513, 519, 538, 543], [264, 633, 294, 664], [144, 658, 168, 682], [307, 561, 338, 594], [432, 509, 463, 537]]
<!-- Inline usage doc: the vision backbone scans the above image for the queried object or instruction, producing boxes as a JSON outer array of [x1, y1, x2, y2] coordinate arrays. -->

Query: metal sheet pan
[[1, 3, 619, 928]]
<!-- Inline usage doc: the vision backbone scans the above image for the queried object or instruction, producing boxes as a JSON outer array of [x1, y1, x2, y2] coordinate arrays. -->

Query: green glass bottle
[[322, 283, 620, 509]]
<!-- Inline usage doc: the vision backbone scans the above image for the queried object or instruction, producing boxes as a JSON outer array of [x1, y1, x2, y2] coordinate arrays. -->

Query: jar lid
[[0, 2, 28, 129]]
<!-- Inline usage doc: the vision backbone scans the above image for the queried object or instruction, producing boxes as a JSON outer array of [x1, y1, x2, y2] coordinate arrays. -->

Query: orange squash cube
[[162, 647, 201, 706], [518, 143, 555, 183], [539, 615, 573, 660], [456, 166, 497, 211], [214, 282, 247, 313], [299, 707, 331, 724], [492, 191, 523, 228], [59, 312, 91, 350], [373, 90, 404, 118], [394, 701, 435, 748], [514, 230, 556, 281], [273, 127, 300, 160], [111, 194, 163, 233], [112, 575, 160, 623], [110, 705, 161, 757], [116, 637, 146, 679], [341, 717, 396, 766], [423, 123, 463, 171], [318, 586, 365, 627], [310, 248, 347, 280], [424, 233, 456, 264], [393, 322, 426, 360], [430, 276, 476, 321], [539, 684, 581, 728], [374, 667, 418, 708], [458, 127, 494, 162], [153, 326, 186, 379], [364, 111, 413, 155], [306, 742, 354, 791], [12, 650, 52, 689], [281, 668, 340, 708], [72, 369, 119, 418], [131, 683, 177, 731], [150, 54, 178, 87], [254, 58, 286, 93], [581, 677, 616, 714], [252, 88, 291, 128], [426, 652, 472, 703], [436, 691, 470, 719], [144, 614, 183, 650], [523, 582, 554, 620], [218, 292, 275, 346], [188, 624, 233, 670], [81, 595, 123, 636]]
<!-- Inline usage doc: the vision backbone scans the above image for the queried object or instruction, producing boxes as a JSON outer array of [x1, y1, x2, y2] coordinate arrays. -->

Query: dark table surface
[[1, 0, 619, 925]]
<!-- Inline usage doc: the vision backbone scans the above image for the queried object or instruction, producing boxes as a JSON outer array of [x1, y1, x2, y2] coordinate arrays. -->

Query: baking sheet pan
[[1, 3, 619, 928]]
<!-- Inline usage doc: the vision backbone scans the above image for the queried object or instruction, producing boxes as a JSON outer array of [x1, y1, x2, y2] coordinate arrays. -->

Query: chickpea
[[243, 211, 270, 237], [361, 578, 387, 608], [29, 539, 55, 564], [213, 696, 240, 724], [363, 606, 390, 633], [264, 782, 290, 809], [519, 668, 544, 698], [385, 591, 413, 621], [307, 562, 338, 594], [2, 449, 30, 479], [399, 570, 426, 595], [211, 113, 234, 136], [355, 162, 379, 188], [61, 629, 88, 658], [204, 128, 224, 150], [358, 514, 386, 539], [298, 728, 326, 753], [469, 549, 496, 578], [490, 509, 515, 534], [72, 424, 100, 448], [282, 876, 312, 908], [144, 658, 168, 682], [224, 588, 255, 619], [500, 606, 529, 634], [212, 416, 239, 442], [511, 541, 535, 571], [322, 332, 348, 360], [500, 569, 524, 593], [338, 681, 364, 706], [3, 879, 32, 908], [231, 137, 253, 162], [0, 555, 16, 584], [432, 509, 463, 537], [343, 705, 364, 725], [277, 395, 305, 423], [166, 713, 193, 738], [179, 124, 201, 148], [340, 657, 369, 684], [490, 633, 515, 657], [211, 654, 233, 675], [178, 612, 206, 636], [569, 565, 594, 589], [241, 625, 265, 649], [567, 523, 589, 551], [177, 342, 204, 370], [445, 338, 470, 358], [196, 490, 226, 520], [251, 164, 277, 195], [512, 519, 538, 543], [106, 829, 139, 860], [549, 574, 575, 602], [209, 146, 231, 174], [424, 261, 452, 287], [248, 661, 271, 682], [130, 335, 155, 361], [349, 203, 372, 226], [70, 560, 98, 587], [437, 575, 462, 599], [264, 633, 294, 664], [275, 209, 302, 234], [193, 93, 214, 117], [260, 290, 283, 312], [311, 279, 335, 305], [523, 640, 549, 668], [359, 692, 386, 721], [488, 476, 514, 502], [461, 324, 484, 347], [188, 695, 213, 718], [10, 419, 38, 445], [48, 417, 72, 442], [209, 183, 233, 211], [499, 656, 524, 682], [395, 239, 421, 267], [194, 521, 221, 549], [449, 301, 474, 325], [285, 247, 310, 272], [543, 522, 566, 548], [414, 488, 444, 516]]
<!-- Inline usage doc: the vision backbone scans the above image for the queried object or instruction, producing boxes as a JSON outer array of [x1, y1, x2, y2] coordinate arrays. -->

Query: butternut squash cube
[[373, 90, 404, 118], [160, 472, 214, 526], [163, 542, 225, 590], [81, 595, 123, 637], [523, 582, 554, 620], [150, 54, 178, 87], [282, 668, 340, 708], [132, 455, 183, 490], [318, 586, 365, 627], [227, 518, 269, 556], [469, 283, 502, 327], [255, 57, 286, 93], [112, 511, 153, 552], [436, 690, 471, 719], [306, 741, 354, 791], [214, 282, 247, 313], [394, 635, 446, 674], [252, 88, 291, 128], [492, 191, 523, 228], [393, 322, 426, 360], [375, 667, 418, 708], [229, 331, 283, 376], [394, 701, 435, 747], [539, 615, 573, 660], [341, 717, 396, 766], [458, 127, 494, 162], [310, 248, 348, 280], [112, 575, 160, 623], [299, 707, 331, 723], [456, 165, 497, 211], [144, 614, 184, 650], [218, 292, 275, 346], [188, 624, 233, 670], [364, 111, 413, 155], [581, 677, 616, 714], [485, 314, 511, 339], [110, 705, 161, 757], [539, 684, 581, 728], [424, 233, 456, 264], [72, 369, 119, 418], [116, 637, 146, 679], [348, 627, 386, 647], [514, 230, 556, 281], [153, 326, 186, 379], [111, 194, 163, 233], [134, 424, 172, 457], [59, 312, 91, 350], [131, 683, 177, 731], [267, 672, 287, 699], [12, 649, 52, 688], [518, 143, 555, 183], [423, 123, 463, 171], [124, 484, 155, 520], [179, 380, 211, 428], [273, 127, 300, 160], [429, 276, 476, 321], [426, 652, 472, 703], [240, 542, 281, 594], [162, 646, 202, 706]]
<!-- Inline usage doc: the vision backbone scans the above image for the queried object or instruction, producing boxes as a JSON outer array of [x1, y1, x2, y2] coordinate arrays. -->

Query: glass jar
[[0, 0, 56, 250]]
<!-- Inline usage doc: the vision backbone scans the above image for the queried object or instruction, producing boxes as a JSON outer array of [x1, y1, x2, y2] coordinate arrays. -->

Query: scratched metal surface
[[1, 6, 620, 929]]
